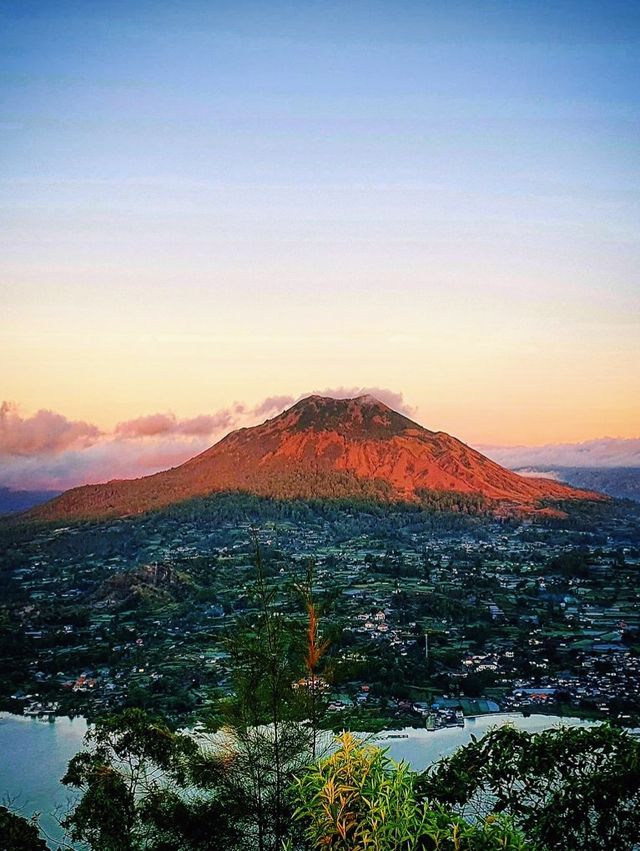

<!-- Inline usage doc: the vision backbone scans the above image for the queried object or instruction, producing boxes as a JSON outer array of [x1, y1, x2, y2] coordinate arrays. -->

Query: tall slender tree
[[203, 541, 312, 851], [295, 559, 331, 760]]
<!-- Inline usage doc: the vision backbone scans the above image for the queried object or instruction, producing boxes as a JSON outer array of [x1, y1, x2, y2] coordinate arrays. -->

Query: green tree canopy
[[417, 723, 640, 851], [61, 707, 240, 850], [0, 807, 47, 851]]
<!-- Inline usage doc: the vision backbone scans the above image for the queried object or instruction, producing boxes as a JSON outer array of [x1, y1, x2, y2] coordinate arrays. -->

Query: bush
[[417, 723, 640, 851], [0, 807, 47, 851], [291, 732, 529, 850]]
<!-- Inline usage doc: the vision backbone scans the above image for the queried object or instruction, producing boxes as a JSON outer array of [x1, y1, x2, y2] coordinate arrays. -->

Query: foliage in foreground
[[417, 723, 640, 851], [60, 708, 243, 850], [0, 806, 47, 851], [54, 714, 533, 851], [9, 712, 640, 851], [291, 731, 529, 850]]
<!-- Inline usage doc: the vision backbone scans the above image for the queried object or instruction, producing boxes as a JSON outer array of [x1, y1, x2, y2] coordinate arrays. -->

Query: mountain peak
[[354, 393, 385, 405], [291, 393, 390, 410], [278, 394, 417, 439]]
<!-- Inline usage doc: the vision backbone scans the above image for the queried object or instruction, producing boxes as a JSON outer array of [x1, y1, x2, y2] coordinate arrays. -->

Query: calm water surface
[[0, 712, 87, 848], [372, 712, 600, 769]]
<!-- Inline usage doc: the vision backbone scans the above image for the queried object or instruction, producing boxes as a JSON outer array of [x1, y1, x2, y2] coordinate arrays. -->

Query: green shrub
[[417, 723, 640, 851], [291, 732, 530, 850]]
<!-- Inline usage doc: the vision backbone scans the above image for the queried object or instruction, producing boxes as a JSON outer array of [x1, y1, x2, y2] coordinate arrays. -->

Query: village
[[1, 497, 639, 730]]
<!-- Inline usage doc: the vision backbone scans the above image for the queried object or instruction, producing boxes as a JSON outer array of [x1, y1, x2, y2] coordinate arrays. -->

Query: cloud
[[113, 397, 298, 440], [479, 437, 640, 469], [0, 401, 102, 456], [114, 413, 177, 438], [300, 386, 416, 416], [115, 410, 235, 439], [0, 400, 245, 490], [252, 395, 296, 417], [0, 438, 213, 492]]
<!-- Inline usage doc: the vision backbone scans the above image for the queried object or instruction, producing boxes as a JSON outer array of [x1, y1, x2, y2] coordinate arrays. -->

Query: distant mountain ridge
[[0, 487, 61, 516], [515, 466, 640, 503], [25, 395, 602, 522]]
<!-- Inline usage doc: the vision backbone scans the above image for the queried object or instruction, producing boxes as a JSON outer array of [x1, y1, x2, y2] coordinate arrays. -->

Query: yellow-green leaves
[[291, 732, 530, 850]]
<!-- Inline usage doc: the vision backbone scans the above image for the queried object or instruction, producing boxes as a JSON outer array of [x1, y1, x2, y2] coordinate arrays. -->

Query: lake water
[[0, 711, 600, 848], [0, 713, 87, 848], [370, 712, 600, 770]]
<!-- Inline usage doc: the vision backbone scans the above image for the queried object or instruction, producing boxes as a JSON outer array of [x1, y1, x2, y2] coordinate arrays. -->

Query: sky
[[1, 1, 639, 489]]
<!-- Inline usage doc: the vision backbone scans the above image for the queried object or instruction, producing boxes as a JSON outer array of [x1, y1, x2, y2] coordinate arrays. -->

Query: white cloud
[[479, 437, 640, 469]]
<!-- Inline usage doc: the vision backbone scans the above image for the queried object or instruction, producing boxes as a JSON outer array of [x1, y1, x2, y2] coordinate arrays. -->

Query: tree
[[199, 543, 315, 851], [295, 559, 331, 759], [61, 707, 240, 850], [0, 807, 47, 851], [417, 723, 640, 851]]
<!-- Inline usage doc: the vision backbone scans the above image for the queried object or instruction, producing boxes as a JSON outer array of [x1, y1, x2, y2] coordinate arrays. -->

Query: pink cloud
[[177, 412, 235, 436], [114, 413, 177, 438], [0, 438, 212, 491], [114, 410, 234, 439], [253, 395, 296, 417], [0, 401, 102, 456]]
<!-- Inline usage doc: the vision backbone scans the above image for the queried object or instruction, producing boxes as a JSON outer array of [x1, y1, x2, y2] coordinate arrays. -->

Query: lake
[[0, 711, 600, 848], [0, 713, 87, 848]]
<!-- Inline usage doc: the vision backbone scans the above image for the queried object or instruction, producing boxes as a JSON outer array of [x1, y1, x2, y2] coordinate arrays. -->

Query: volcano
[[27, 395, 601, 521]]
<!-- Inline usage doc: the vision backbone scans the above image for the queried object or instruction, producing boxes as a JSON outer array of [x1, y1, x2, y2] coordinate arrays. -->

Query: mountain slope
[[27, 395, 601, 521]]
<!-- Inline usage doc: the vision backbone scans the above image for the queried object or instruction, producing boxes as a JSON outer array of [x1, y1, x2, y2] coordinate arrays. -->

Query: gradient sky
[[2, 0, 639, 460]]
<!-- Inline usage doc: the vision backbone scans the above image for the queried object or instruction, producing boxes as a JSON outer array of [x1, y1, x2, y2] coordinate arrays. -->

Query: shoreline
[[2, 703, 636, 729]]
